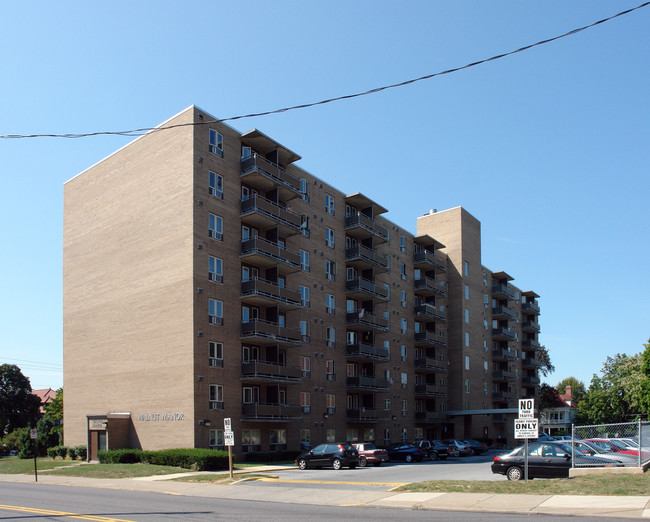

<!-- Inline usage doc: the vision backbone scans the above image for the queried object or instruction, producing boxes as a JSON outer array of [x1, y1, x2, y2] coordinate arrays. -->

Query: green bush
[[244, 450, 301, 463], [47, 447, 58, 459], [142, 448, 231, 471], [97, 449, 143, 464], [68, 447, 77, 460], [56, 446, 68, 459], [1, 428, 27, 451], [74, 445, 87, 460]]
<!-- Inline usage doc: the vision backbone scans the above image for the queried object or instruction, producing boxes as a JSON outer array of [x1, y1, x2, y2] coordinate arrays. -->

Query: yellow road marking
[[256, 477, 406, 487], [0, 504, 136, 522]]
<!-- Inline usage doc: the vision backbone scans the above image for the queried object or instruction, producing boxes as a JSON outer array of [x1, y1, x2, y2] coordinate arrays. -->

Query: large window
[[209, 341, 223, 367], [209, 384, 224, 410], [300, 285, 310, 307], [209, 429, 224, 449], [209, 214, 223, 241], [325, 194, 335, 215], [300, 356, 311, 378], [326, 394, 336, 413], [326, 294, 335, 314], [326, 326, 335, 348], [326, 360, 335, 381], [269, 429, 286, 449], [325, 260, 336, 281], [209, 256, 223, 283], [400, 263, 407, 280], [209, 129, 223, 157], [300, 321, 310, 342], [209, 171, 223, 199], [241, 429, 261, 451], [301, 392, 310, 412], [400, 235, 406, 253], [300, 249, 310, 271], [208, 299, 223, 325], [325, 227, 335, 248], [300, 179, 309, 201]]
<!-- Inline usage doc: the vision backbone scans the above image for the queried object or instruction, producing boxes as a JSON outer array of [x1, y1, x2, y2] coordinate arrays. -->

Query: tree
[[639, 339, 650, 417], [536, 345, 555, 378], [42, 388, 63, 445], [0, 364, 41, 435], [556, 376, 586, 406]]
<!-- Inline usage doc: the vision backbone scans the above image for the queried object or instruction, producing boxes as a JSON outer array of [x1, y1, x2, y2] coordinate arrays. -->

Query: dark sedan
[[492, 441, 621, 480], [385, 442, 425, 463], [295, 442, 359, 470]]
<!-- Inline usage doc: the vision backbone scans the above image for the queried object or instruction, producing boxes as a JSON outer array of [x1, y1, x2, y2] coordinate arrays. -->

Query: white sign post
[[224, 418, 234, 479], [515, 399, 536, 482]]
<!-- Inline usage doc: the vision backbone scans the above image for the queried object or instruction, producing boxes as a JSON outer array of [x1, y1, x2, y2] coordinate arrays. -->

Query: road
[[0, 483, 621, 522]]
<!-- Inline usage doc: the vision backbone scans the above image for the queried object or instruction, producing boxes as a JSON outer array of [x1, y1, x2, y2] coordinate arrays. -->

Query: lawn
[[0, 456, 78, 474], [397, 472, 650, 496], [45, 463, 192, 479]]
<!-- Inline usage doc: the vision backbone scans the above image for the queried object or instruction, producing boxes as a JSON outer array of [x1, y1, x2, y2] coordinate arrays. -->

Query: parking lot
[[245, 451, 503, 489]]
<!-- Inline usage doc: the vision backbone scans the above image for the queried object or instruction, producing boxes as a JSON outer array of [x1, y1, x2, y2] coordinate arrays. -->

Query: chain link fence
[[570, 420, 650, 468]]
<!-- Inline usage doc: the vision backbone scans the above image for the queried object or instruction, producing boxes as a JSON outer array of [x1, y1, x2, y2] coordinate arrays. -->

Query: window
[[209, 299, 223, 325], [326, 326, 335, 347], [400, 290, 407, 308], [300, 428, 310, 448], [484, 294, 489, 307], [270, 429, 286, 448], [241, 429, 261, 451], [300, 215, 310, 237], [300, 249, 310, 272], [209, 429, 224, 448], [300, 179, 309, 202], [209, 129, 223, 157], [483, 273, 488, 287], [209, 384, 224, 409], [484, 361, 488, 373], [401, 399, 407, 414], [400, 318, 407, 334], [400, 263, 407, 280], [300, 285, 310, 307], [384, 398, 391, 410], [400, 372, 407, 388], [300, 391, 310, 412], [209, 341, 223, 367], [326, 294, 335, 314], [347, 428, 359, 442], [326, 227, 335, 248], [241, 305, 259, 323], [463, 260, 469, 276], [300, 321, 310, 342], [326, 394, 336, 413], [400, 235, 406, 253], [326, 429, 335, 442], [241, 224, 258, 241], [364, 428, 375, 442], [464, 284, 470, 300], [325, 194, 335, 215], [400, 345, 407, 361], [300, 356, 311, 378], [209, 214, 223, 240], [209, 256, 223, 283], [464, 332, 470, 347], [241, 146, 251, 159], [384, 340, 390, 356], [208, 171, 224, 199], [325, 260, 336, 281], [326, 360, 335, 381], [243, 386, 260, 404], [242, 345, 259, 363], [464, 308, 470, 323], [465, 355, 470, 370], [465, 379, 470, 394], [483, 318, 488, 330]]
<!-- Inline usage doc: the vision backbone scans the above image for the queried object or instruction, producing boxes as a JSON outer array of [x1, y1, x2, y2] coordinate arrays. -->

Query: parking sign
[[518, 399, 535, 419]]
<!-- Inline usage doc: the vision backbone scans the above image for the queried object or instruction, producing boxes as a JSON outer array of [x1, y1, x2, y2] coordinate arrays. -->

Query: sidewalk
[[1, 469, 649, 519]]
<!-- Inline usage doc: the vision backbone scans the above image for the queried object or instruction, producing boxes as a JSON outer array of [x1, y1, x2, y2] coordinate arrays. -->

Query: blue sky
[[1, 1, 648, 391]]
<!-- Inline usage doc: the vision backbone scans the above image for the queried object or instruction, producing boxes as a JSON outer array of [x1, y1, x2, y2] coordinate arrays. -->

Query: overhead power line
[[1, 2, 648, 140]]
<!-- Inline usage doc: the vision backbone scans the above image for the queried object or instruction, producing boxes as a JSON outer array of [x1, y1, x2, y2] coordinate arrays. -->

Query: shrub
[[142, 448, 231, 471], [56, 446, 68, 459], [1, 428, 27, 451], [74, 445, 87, 460], [68, 447, 77, 460], [97, 449, 143, 464], [47, 447, 58, 459]]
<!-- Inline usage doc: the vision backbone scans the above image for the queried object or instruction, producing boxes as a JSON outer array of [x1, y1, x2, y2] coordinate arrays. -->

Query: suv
[[352, 442, 390, 467], [413, 440, 449, 460], [295, 443, 359, 470]]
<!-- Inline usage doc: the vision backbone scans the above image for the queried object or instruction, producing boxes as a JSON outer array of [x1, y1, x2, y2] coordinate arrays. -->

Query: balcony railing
[[414, 303, 446, 322], [492, 306, 517, 321], [241, 361, 302, 383], [346, 310, 389, 331], [413, 250, 446, 271], [414, 357, 448, 372], [344, 213, 389, 242], [240, 154, 301, 195], [492, 348, 516, 360], [414, 330, 446, 347], [346, 375, 390, 391], [414, 277, 447, 297], [240, 194, 301, 232], [240, 237, 301, 272], [492, 284, 515, 299], [241, 278, 301, 307], [345, 245, 389, 271], [415, 411, 447, 423], [345, 277, 389, 301], [414, 384, 446, 397], [346, 342, 390, 360], [241, 403, 302, 421], [522, 301, 540, 314], [523, 376, 541, 386], [522, 320, 541, 332], [522, 339, 541, 350], [492, 369, 515, 381], [346, 409, 391, 422], [492, 327, 517, 340], [522, 357, 538, 369], [241, 319, 301, 344]]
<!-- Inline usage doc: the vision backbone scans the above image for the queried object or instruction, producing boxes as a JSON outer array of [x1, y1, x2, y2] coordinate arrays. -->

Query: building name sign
[[137, 412, 184, 422]]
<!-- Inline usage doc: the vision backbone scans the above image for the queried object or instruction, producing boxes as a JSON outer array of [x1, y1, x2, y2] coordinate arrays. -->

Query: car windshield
[[362, 443, 377, 450]]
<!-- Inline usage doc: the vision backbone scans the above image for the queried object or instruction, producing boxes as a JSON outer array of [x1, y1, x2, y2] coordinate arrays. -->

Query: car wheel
[[332, 458, 342, 470], [298, 459, 307, 470], [507, 466, 523, 481], [469, 448, 476, 456], [405, 454, 414, 463], [430, 451, 439, 461], [359, 456, 368, 467]]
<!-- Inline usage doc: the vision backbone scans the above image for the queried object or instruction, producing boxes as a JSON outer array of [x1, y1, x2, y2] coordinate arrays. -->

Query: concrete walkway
[[1, 469, 649, 519]]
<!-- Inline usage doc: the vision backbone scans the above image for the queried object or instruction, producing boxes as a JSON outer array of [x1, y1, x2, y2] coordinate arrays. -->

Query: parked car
[[437, 439, 460, 457], [295, 443, 359, 470], [462, 440, 488, 455], [385, 443, 424, 463], [585, 439, 638, 456], [442, 439, 472, 456], [352, 442, 390, 467], [412, 440, 449, 460], [570, 440, 638, 466], [491, 441, 621, 480]]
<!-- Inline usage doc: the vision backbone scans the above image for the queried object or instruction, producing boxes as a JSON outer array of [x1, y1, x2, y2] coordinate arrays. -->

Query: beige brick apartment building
[[63, 106, 541, 459]]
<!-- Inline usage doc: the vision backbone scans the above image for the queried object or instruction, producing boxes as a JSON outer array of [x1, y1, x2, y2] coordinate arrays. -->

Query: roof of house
[[32, 388, 57, 413]]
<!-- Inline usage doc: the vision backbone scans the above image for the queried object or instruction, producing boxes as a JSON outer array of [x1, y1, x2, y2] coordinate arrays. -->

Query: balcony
[[345, 245, 389, 273], [240, 361, 302, 383], [522, 376, 541, 386], [346, 375, 390, 391], [345, 277, 389, 302], [240, 154, 301, 200], [240, 194, 301, 235], [522, 339, 541, 351], [522, 357, 538, 369], [492, 327, 517, 341], [241, 403, 302, 422], [346, 409, 391, 423], [241, 319, 301, 345], [345, 213, 388, 243], [414, 384, 446, 398], [240, 237, 301, 274], [415, 356, 448, 373], [346, 310, 389, 331], [240, 278, 301, 310], [522, 301, 540, 314], [492, 369, 515, 382], [522, 320, 540, 333], [346, 342, 390, 361], [492, 284, 515, 299], [414, 277, 447, 297], [415, 411, 447, 423], [413, 250, 446, 272], [492, 348, 516, 361], [492, 306, 517, 321], [414, 303, 446, 322], [414, 330, 446, 348]]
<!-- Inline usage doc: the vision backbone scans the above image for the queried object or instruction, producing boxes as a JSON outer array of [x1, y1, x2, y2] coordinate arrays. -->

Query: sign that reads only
[[514, 418, 538, 439]]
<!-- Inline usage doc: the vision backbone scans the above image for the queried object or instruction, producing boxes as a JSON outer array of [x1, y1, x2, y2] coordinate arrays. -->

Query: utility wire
[[1, 2, 648, 140]]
